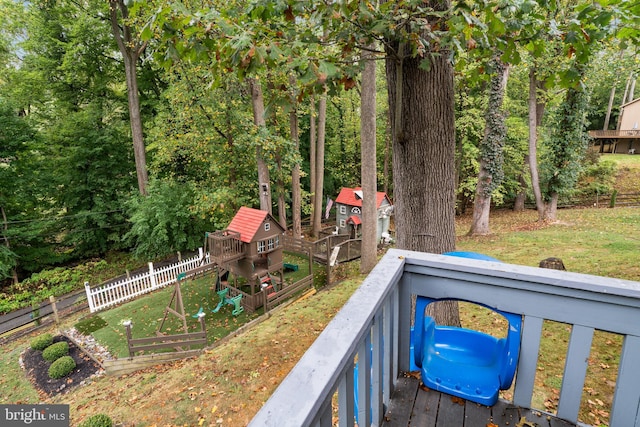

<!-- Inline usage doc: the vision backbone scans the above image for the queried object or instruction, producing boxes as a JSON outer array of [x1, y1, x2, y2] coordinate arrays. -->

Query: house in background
[[589, 97, 640, 153], [334, 187, 393, 240]]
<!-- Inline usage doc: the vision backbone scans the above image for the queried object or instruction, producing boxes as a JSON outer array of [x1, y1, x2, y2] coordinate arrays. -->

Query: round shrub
[[78, 414, 113, 427], [42, 341, 70, 362], [30, 333, 53, 351], [48, 355, 76, 379]]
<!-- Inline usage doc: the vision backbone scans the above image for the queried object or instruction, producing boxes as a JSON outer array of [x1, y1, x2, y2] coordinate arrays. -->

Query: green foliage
[[124, 179, 209, 260], [42, 341, 70, 362], [575, 158, 617, 197], [78, 414, 113, 427], [477, 56, 508, 198], [75, 315, 108, 335], [454, 85, 484, 211], [30, 334, 54, 351], [0, 260, 110, 314], [47, 355, 76, 379], [540, 69, 591, 199], [0, 245, 17, 281], [49, 104, 134, 258]]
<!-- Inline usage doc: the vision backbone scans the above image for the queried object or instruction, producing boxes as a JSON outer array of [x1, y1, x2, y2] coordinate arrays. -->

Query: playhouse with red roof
[[334, 187, 393, 240], [206, 207, 286, 312]]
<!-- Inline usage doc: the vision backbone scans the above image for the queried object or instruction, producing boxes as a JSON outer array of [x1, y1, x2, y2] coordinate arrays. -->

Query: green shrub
[[42, 341, 69, 362], [30, 333, 53, 351], [48, 355, 76, 379], [75, 315, 108, 335], [78, 414, 113, 427]]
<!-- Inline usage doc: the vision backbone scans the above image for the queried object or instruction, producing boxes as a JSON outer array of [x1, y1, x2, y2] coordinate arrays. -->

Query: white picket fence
[[85, 248, 211, 313]]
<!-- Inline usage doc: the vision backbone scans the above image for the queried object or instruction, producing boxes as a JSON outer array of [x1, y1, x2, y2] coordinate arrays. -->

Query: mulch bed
[[21, 335, 103, 396]]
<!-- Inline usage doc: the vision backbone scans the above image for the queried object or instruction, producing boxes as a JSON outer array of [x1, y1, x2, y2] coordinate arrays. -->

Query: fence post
[[124, 320, 134, 358], [149, 262, 157, 290], [198, 312, 207, 350], [263, 289, 269, 314], [199, 247, 204, 261], [49, 296, 59, 325], [84, 281, 96, 313]]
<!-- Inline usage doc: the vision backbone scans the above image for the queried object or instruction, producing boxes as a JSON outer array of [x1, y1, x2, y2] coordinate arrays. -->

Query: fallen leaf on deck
[[405, 371, 421, 380], [451, 396, 465, 406], [516, 416, 538, 427]]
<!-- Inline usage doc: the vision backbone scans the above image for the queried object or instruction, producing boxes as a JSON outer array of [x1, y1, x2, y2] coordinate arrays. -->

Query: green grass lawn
[[85, 252, 313, 358], [2, 202, 639, 426]]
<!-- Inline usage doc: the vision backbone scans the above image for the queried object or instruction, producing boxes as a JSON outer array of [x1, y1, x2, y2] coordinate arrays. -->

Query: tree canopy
[[0, 0, 639, 282]]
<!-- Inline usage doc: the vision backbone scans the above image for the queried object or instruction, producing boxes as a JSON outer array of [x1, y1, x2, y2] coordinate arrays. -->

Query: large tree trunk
[[360, 46, 378, 274], [109, 0, 148, 196], [469, 57, 509, 236], [312, 90, 327, 238], [386, 37, 458, 326], [249, 78, 272, 214], [289, 77, 302, 238]]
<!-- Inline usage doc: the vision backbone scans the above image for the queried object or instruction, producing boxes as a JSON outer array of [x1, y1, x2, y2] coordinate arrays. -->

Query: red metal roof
[[227, 207, 270, 243], [335, 187, 390, 208], [347, 215, 362, 225]]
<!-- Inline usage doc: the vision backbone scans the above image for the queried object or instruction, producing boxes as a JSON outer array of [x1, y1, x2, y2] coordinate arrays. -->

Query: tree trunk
[[289, 76, 302, 238], [604, 85, 616, 131], [309, 97, 317, 230], [386, 35, 458, 326], [469, 57, 509, 236], [1, 205, 19, 285], [312, 90, 327, 238], [545, 192, 559, 220], [109, 0, 148, 196], [276, 153, 287, 230], [528, 67, 547, 221], [360, 46, 377, 274], [249, 78, 272, 214], [383, 126, 391, 196]]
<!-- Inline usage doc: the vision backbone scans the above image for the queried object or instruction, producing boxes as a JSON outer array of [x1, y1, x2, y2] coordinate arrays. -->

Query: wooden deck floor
[[382, 376, 577, 427]]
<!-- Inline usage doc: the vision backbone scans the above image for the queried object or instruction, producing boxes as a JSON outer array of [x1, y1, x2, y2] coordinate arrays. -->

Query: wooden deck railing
[[589, 129, 640, 138], [248, 249, 640, 427]]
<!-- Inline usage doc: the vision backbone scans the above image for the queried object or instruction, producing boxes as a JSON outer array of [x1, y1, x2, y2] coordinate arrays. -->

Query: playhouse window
[[339, 219, 346, 228], [257, 241, 266, 253], [267, 238, 275, 250], [339, 205, 346, 215], [264, 222, 271, 231]]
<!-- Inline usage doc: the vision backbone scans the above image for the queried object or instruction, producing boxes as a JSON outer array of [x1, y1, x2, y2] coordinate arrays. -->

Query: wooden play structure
[[203, 207, 287, 313]]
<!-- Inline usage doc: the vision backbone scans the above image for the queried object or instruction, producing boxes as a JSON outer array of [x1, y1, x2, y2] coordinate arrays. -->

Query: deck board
[[382, 377, 578, 427]]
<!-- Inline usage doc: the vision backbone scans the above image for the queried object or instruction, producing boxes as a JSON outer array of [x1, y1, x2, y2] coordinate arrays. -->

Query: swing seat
[[413, 296, 522, 406]]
